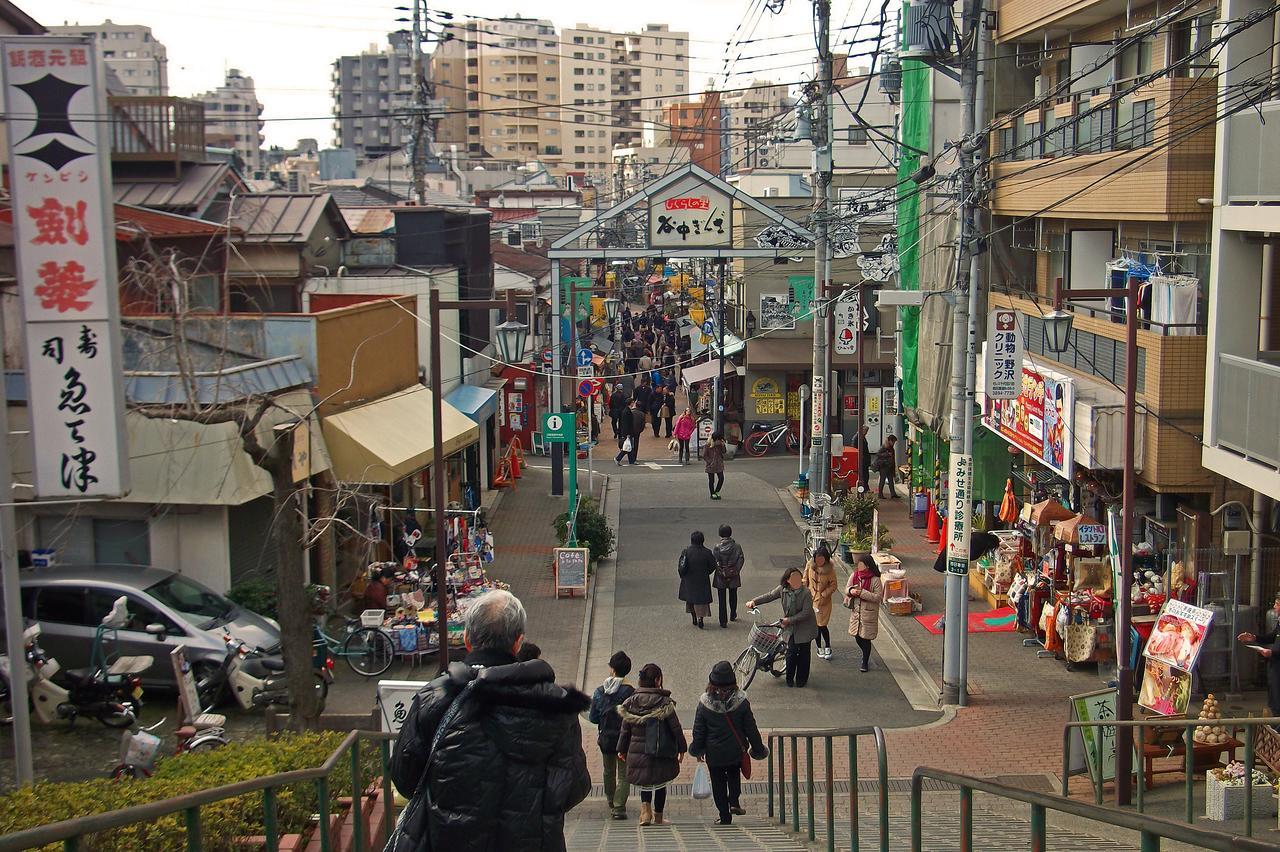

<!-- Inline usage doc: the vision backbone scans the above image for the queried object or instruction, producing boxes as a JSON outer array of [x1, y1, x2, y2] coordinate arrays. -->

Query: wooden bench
[[1139, 737, 1241, 789]]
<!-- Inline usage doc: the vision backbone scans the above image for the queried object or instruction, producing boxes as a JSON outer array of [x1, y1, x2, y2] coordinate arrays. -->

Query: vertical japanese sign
[[1067, 688, 1118, 784], [3, 37, 128, 497], [809, 374, 825, 445], [834, 290, 859, 355], [945, 452, 972, 574], [985, 310, 1023, 400]]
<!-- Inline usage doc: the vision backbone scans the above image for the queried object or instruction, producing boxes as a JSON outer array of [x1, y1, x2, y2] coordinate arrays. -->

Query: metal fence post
[[807, 737, 816, 841], [825, 737, 835, 852], [779, 736, 787, 825], [351, 740, 364, 852], [381, 739, 394, 841], [1030, 803, 1046, 852], [1245, 725, 1255, 837], [910, 776, 922, 852], [791, 735, 800, 833], [960, 786, 973, 852], [877, 731, 889, 852], [263, 787, 278, 852], [1136, 724, 1145, 815], [317, 776, 331, 852], [1184, 726, 1194, 825], [184, 807, 201, 852], [1140, 831, 1161, 852], [850, 735, 859, 852], [62, 839, 79, 852]]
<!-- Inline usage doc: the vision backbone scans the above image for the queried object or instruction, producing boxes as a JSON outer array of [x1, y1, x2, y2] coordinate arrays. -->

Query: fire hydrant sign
[[985, 310, 1024, 401], [946, 453, 973, 574], [3, 37, 128, 498]]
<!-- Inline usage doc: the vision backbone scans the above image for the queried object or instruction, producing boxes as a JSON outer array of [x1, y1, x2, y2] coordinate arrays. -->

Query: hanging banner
[[946, 453, 973, 574], [4, 37, 128, 498], [834, 291, 859, 355], [810, 374, 825, 443], [982, 361, 1074, 480], [985, 309, 1024, 400], [1143, 599, 1214, 672]]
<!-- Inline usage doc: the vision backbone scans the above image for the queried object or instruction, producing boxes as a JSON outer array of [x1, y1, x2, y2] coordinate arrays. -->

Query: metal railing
[[1061, 716, 1280, 837], [0, 729, 397, 852], [912, 767, 1276, 852], [1213, 353, 1280, 470], [766, 726, 889, 852]]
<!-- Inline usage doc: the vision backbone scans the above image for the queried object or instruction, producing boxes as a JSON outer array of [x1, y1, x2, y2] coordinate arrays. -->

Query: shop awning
[[321, 385, 479, 484], [682, 360, 723, 385], [444, 384, 499, 424]]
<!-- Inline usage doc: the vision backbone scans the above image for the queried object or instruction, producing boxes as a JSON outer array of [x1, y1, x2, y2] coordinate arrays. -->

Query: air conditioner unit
[[506, 227, 521, 246]]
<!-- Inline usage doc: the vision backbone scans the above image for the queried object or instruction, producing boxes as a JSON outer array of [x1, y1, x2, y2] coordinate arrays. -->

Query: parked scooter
[[49, 597, 155, 727], [223, 632, 332, 712]]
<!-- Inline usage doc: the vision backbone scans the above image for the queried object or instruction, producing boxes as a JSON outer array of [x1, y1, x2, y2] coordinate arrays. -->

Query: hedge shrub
[[0, 732, 379, 851]]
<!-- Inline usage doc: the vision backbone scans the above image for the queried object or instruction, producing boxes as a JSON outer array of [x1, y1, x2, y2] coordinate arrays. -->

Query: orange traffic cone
[[936, 517, 948, 554], [926, 503, 942, 544], [510, 450, 522, 479]]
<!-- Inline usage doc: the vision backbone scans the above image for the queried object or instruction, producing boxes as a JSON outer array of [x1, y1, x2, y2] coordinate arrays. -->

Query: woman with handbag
[[617, 663, 686, 826], [673, 408, 695, 465], [804, 544, 839, 660], [844, 555, 883, 672], [689, 661, 768, 826]]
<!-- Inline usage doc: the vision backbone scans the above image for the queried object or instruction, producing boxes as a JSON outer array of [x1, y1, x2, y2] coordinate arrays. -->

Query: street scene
[[1, 0, 1280, 849]]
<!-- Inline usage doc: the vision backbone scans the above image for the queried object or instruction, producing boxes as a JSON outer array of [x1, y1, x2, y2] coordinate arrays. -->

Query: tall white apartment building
[[48, 19, 168, 96], [196, 69, 266, 175]]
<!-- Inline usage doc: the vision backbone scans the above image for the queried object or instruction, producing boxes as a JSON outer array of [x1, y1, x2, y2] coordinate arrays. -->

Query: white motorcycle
[[0, 624, 71, 724]]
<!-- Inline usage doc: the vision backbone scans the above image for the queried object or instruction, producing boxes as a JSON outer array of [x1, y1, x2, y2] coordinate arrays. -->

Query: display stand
[[554, 547, 589, 598]]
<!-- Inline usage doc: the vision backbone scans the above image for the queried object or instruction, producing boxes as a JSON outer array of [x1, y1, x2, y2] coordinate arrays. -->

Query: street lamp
[[603, 296, 621, 324], [494, 317, 529, 365], [1042, 309, 1073, 355]]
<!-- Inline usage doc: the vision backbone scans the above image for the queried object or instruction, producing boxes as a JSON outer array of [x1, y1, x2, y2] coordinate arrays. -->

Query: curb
[[575, 474, 617, 691], [774, 487, 945, 714]]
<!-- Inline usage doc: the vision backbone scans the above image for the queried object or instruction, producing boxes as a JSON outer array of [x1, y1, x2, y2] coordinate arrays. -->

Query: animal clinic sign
[[649, 177, 731, 248], [3, 38, 128, 497]]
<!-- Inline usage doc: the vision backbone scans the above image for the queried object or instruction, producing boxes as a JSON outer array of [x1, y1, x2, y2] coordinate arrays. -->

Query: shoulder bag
[[723, 710, 753, 779]]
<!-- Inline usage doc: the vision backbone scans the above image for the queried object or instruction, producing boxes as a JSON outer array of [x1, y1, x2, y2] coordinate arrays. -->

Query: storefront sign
[[649, 182, 731, 248], [984, 310, 1024, 400], [5, 37, 128, 498], [749, 376, 785, 416], [946, 453, 973, 574], [1067, 688, 1118, 784], [983, 362, 1074, 479], [1077, 524, 1106, 546], [834, 292, 859, 355], [759, 293, 795, 330], [377, 680, 428, 733], [810, 374, 826, 443], [1143, 600, 1214, 672]]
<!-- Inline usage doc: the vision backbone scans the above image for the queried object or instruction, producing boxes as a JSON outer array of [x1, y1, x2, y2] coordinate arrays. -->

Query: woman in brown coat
[[803, 544, 838, 660], [844, 555, 883, 672], [616, 663, 687, 826]]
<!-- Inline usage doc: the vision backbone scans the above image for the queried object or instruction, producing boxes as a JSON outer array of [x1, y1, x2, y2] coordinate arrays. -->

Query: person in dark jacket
[[747, 568, 818, 688], [704, 433, 726, 500], [588, 651, 635, 820], [632, 378, 653, 420], [875, 434, 900, 499], [388, 590, 591, 852], [648, 386, 666, 437], [615, 400, 646, 466], [678, 530, 717, 629], [856, 425, 872, 491], [689, 661, 768, 825], [712, 524, 745, 628], [661, 384, 677, 437], [616, 663, 686, 827], [608, 386, 629, 439], [1239, 592, 1280, 716]]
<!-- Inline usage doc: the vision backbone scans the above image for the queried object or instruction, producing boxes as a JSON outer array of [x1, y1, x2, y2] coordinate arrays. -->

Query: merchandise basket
[[886, 597, 913, 616], [361, 609, 386, 628], [749, 621, 784, 658]]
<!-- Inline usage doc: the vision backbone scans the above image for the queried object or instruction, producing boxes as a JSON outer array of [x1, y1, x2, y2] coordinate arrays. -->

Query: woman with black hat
[[689, 661, 768, 825]]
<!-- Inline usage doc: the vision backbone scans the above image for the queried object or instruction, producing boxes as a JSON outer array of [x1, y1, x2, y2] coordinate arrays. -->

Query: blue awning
[[444, 384, 499, 424]]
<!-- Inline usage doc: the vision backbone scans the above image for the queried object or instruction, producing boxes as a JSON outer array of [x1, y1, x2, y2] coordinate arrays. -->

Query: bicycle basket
[[749, 623, 783, 656]]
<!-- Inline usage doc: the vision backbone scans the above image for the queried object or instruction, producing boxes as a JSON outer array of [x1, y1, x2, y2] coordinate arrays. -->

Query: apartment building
[[661, 92, 724, 173], [196, 69, 265, 175], [720, 81, 794, 173], [48, 19, 167, 95], [331, 31, 415, 163], [561, 26, 617, 177], [982, 0, 1226, 552], [610, 24, 692, 148]]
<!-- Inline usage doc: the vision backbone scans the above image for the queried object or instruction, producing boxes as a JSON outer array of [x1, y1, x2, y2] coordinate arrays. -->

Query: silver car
[[19, 565, 281, 704]]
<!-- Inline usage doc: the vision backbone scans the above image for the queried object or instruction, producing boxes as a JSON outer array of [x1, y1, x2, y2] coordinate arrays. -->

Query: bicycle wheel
[[733, 648, 760, 690], [744, 432, 771, 457], [343, 627, 395, 677]]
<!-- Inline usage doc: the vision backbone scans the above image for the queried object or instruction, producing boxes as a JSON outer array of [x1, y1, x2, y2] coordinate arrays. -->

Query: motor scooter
[[49, 597, 156, 727], [223, 632, 332, 712]]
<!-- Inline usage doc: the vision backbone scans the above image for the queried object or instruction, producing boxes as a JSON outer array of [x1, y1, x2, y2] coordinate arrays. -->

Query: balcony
[[996, 0, 1126, 42], [1220, 101, 1280, 229], [108, 96, 206, 178], [1212, 354, 1280, 470], [989, 77, 1214, 221]]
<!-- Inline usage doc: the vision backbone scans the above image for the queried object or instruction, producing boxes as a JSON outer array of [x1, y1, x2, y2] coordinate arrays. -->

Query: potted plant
[[1205, 762, 1275, 821], [843, 524, 894, 565]]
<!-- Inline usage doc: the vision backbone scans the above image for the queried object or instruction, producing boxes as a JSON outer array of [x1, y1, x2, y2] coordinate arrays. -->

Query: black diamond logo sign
[[14, 74, 88, 142], [16, 138, 90, 170]]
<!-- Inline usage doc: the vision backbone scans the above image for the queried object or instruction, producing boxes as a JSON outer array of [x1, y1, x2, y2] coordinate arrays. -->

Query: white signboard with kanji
[[809, 374, 825, 443], [834, 293, 859, 356], [946, 453, 973, 574], [648, 174, 732, 248], [985, 310, 1024, 401], [4, 37, 127, 498]]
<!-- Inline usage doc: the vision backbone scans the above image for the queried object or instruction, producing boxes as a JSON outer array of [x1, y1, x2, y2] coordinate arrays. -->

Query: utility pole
[[809, 0, 834, 496], [942, 0, 986, 707], [715, 258, 727, 433], [409, 0, 427, 205]]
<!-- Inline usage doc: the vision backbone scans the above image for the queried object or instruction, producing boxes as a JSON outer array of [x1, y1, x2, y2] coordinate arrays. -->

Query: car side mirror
[[145, 623, 167, 639]]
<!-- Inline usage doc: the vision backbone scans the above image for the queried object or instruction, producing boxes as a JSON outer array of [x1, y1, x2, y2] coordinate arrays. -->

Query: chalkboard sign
[[555, 547, 589, 597]]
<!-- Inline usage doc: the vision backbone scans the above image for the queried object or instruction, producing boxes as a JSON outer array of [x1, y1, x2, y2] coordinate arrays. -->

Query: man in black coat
[[615, 400, 645, 466], [607, 385, 629, 440], [678, 530, 718, 629], [388, 591, 591, 851]]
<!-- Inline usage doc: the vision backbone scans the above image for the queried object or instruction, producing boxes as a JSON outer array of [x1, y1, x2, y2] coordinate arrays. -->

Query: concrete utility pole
[[809, 0, 834, 495], [410, 0, 428, 205], [942, 0, 986, 707]]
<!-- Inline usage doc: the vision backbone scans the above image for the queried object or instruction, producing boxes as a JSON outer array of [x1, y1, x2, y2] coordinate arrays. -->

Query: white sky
[[45, 0, 878, 147]]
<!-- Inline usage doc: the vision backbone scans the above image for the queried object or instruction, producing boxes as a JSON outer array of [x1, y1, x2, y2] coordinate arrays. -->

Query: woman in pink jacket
[[673, 408, 695, 465]]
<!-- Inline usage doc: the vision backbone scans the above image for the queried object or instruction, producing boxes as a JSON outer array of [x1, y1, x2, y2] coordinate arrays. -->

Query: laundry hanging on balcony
[[1148, 275, 1199, 336]]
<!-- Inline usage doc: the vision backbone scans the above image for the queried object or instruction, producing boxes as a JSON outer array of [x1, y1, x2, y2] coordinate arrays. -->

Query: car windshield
[[145, 575, 235, 629]]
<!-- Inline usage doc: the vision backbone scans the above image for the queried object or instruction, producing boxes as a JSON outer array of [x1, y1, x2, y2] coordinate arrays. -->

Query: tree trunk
[[270, 463, 322, 731]]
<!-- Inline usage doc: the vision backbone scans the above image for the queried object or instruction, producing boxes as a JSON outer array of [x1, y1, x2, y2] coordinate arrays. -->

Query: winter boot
[[653, 810, 665, 825], [639, 802, 653, 826]]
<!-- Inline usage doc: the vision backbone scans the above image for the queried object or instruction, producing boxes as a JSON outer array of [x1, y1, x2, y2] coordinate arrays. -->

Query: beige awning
[[321, 385, 478, 485]]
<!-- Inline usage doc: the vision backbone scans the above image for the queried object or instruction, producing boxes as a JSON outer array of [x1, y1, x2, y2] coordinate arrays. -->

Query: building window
[[847, 124, 868, 145]]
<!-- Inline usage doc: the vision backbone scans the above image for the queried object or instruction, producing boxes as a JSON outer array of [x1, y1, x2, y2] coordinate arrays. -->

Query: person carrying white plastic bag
[[691, 762, 712, 799]]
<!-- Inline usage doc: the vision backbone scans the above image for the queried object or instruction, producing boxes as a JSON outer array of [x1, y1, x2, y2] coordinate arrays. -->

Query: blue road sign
[[576, 348, 593, 367], [701, 320, 715, 336]]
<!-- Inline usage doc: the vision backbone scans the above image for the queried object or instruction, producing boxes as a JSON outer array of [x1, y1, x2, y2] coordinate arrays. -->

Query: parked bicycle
[[743, 420, 801, 457], [111, 716, 228, 779], [315, 618, 396, 677], [732, 609, 786, 689]]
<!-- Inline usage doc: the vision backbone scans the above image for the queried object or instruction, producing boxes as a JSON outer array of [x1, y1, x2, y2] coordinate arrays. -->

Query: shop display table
[[1140, 737, 1242, 789]]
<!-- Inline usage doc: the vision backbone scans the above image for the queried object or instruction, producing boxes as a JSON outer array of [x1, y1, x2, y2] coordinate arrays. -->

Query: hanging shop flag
[[4, 37, 128, 498], [985, 310, 1024, 400], [982, 362, 1074, 480], [1143, 599, 1214, 673], [834, 291, 859, 355]]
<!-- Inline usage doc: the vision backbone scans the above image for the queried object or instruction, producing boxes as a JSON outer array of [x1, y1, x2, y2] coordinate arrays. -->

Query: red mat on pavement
[[913, 607, 1018, 635]]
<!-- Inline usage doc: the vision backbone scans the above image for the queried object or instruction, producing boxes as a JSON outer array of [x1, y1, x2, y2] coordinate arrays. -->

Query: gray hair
[[464, 590, 527, 651]]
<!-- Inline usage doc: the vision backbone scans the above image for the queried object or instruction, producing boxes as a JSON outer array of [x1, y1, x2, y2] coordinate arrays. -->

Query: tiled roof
[[489, 208, 541, 223], [0, 203, 233, 241], [490, 240, 550, 279]]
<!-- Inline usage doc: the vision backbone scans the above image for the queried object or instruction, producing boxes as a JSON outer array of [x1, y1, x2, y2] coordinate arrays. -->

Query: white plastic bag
[[622, 436, 633, 453], [692, 762, 712, 799]]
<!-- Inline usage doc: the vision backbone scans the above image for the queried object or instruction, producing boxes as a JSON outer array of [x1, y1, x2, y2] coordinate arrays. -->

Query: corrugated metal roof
[[227, 193, 350, 243], [489, 208, 541, 223], [113, 162, 237, 215], [123, 355, 313, 406]]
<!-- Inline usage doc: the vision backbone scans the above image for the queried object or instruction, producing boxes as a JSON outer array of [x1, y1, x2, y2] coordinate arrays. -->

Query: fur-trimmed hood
[[698, 689, 747, 714], [619, 687, 676, 724]]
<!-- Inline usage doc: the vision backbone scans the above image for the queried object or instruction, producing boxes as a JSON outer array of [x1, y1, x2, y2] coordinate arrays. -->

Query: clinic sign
[[3, 37, 128, 498], [983, 361, 1074, 480], [985, 310, 1023, 400], [946, 453, 973, 574], [649, 174, 731, 248]]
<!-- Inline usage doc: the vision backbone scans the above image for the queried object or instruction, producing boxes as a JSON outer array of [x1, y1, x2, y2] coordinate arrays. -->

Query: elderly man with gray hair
[[388, 590, 591, 851]]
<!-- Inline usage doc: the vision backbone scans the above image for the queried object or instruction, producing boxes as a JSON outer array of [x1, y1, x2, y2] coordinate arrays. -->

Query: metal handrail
[[912, 766, 1278, 852], [766, 725, 888, 852], [1060, 715, 1280, 837], [0, 729, 398, 852]]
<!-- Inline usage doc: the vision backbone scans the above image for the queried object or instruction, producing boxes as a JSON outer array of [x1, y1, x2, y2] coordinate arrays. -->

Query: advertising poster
[[983, 363, 1074, 479], [1138, 658, 1193, 717], [1067, 688, 1118, 784], [1143, 599, 1214, 672], [760, 294, 795, 330]]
